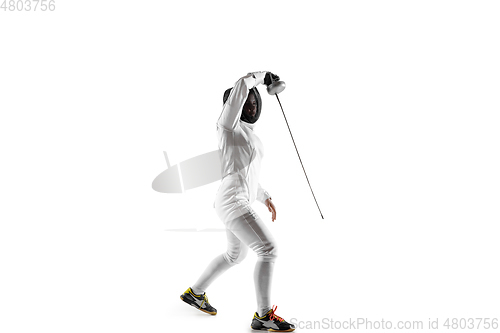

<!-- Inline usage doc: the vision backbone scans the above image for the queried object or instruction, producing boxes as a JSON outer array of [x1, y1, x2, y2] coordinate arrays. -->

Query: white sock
[[190, 286, 204, 296], [255, 259, 274, 318], [258, 307, 271, 318], [191, 254, 233, 295]]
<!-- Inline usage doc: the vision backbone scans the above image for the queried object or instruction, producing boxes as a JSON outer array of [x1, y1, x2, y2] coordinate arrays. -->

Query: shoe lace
[[200, 294, 209, 308], [269, 305, 284, 322]]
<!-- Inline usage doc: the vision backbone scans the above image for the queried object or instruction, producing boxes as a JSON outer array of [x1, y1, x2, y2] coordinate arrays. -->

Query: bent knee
[[223, 246, 248, 265], [256, 241, 278, 262]]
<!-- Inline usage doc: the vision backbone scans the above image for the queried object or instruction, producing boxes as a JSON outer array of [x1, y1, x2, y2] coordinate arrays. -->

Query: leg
[[191, 229, 248, 294], [225, 208, 278, 317]]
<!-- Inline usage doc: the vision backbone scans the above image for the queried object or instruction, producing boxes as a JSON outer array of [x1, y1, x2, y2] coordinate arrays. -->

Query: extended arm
[[217, 71, 267, 131]]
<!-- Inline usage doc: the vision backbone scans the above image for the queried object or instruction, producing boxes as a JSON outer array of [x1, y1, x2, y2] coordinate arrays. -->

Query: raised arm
[[217, 71, 267, 131]]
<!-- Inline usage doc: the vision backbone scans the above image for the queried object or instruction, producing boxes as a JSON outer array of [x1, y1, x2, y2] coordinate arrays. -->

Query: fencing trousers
[[192, 205, 278, 317]]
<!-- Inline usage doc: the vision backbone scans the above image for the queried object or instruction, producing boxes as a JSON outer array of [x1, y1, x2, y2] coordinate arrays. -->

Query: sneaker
[[180, 287, 217, 315], [251, 305, 295, 332]]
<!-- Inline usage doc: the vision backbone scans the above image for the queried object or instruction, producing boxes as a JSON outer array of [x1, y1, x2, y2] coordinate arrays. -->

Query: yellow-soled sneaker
[[251, 305, 295, 332], [180, 287, 217, 315]]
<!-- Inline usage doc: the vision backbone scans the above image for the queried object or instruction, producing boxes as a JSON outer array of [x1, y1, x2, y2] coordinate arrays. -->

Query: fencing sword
[[266, 78, 324, 219]]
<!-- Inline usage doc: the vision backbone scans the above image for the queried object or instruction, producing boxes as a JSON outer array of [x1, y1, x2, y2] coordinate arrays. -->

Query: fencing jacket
[[214, 72, 271, 217]]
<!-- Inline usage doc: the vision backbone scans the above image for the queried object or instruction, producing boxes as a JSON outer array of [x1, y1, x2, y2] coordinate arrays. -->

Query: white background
[[1, 1, 499, 332]]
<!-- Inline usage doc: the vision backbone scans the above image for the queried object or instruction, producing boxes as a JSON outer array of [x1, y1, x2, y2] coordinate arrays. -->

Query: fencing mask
[[223, 87, 262, 124]]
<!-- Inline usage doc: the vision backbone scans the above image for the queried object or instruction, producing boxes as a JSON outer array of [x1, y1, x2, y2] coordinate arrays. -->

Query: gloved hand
[[264, 72, 280, 86]]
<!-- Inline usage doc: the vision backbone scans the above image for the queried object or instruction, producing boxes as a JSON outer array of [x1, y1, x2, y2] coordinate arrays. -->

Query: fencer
[[179, 71, 295, 332]]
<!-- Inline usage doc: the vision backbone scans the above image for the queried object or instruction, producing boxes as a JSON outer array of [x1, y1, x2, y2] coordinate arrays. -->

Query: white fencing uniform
[[192, 72, 277, 317], [215, 72, 271, 219]]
